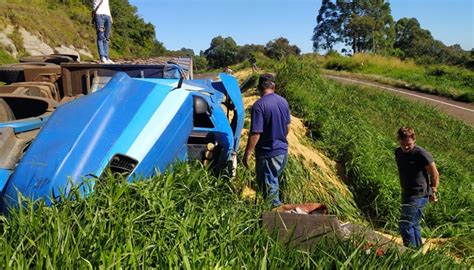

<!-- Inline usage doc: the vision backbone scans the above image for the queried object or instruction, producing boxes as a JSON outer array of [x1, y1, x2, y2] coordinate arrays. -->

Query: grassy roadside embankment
[[0, 162, 465, 268], [277, 57, 473, 259], [0, 64, 471, 267], [311, 53, 474, 103]]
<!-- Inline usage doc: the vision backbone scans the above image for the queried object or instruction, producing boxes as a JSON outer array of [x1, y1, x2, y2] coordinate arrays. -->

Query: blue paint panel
[[131, 93, 194, 177], [0, 116, 50, 133], [220, 73, 245, 152], [2, 73, 163, 207], [94, 84, 171, 175], [208, 104, 233, 157], [1, 72, 245, 212], [0, 169, 11, 194], [137, 78, 179, 86]]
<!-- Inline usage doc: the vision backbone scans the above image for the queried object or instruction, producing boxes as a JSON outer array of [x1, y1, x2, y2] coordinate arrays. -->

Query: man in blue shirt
[[243, 73, 291, 207]]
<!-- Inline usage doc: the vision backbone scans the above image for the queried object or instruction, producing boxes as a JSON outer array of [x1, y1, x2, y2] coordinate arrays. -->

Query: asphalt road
[[324, 74, 474, 127]]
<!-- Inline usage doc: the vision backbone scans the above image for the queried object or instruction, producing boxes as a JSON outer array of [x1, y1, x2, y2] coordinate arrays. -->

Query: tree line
[[312, 0, 473, 68], [164, 36, 301, 70], [36, 0, 472, 70]]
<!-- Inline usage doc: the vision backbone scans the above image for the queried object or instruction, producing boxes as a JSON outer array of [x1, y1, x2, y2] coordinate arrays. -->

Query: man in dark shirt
[[395, 126, 439, 248], [243, 73, 291, 207]]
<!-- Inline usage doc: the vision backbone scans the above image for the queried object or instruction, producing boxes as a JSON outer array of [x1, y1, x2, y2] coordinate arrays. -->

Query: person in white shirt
[[93, 0, 114, 64]]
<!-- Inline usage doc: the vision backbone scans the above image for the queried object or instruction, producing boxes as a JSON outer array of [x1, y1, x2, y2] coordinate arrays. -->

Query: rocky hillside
[[0, 0, 164, 63]]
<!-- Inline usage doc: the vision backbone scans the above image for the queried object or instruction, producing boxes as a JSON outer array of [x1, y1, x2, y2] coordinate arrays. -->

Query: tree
[[204, 36, 239, 68], [394, 17, 445, 63], [165, 48, 195, 57], [236, 44, 265, 63], [264, 37, 301, 60], [346, 15, 376, 53], [109, 0, 158, 57], [313, 0, 394, 54], [341, 0, 394, 53], [312, 0, 341, 52], [152, 41, 166, 56], [394, 18, 472, 66], [193, 56, 208, 72]]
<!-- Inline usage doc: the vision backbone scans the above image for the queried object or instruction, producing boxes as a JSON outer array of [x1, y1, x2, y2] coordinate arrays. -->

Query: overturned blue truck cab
[[0, 62, 244, 211]]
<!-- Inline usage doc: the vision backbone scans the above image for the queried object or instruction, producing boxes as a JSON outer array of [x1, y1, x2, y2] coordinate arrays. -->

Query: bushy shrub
[[324, 57, 362, 72]]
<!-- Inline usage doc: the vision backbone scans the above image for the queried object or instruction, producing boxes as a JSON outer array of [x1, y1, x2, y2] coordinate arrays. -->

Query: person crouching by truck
[[395, 126, 439, 249], [243, 73, 291, 207]]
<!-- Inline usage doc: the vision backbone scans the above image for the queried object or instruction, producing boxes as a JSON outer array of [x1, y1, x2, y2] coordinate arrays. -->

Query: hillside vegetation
[[277, 57, 473, 255], [0, 0, 163, 61]]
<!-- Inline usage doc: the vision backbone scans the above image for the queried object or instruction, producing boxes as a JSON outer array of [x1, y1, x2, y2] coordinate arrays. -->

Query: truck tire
[[0, 98, 15, 122], [52, 54, 79, 62], [0, 62, 57, 84], [20, 55, 74, 64]]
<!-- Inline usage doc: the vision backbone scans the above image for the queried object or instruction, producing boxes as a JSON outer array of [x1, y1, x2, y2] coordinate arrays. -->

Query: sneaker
[[100, 57, 108, 64], [107, 58, 115, 64]]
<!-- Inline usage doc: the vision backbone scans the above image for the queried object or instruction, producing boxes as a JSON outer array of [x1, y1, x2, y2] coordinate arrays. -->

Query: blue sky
[[128, 0, 473, 54]]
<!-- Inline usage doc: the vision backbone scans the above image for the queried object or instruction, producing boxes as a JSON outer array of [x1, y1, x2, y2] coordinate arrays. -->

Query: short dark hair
[[397, 126, 416, 140], [258, 73, 275, 91]]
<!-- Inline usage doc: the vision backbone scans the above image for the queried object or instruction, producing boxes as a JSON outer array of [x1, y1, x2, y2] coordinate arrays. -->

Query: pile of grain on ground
[[235, 69, 353, 201]]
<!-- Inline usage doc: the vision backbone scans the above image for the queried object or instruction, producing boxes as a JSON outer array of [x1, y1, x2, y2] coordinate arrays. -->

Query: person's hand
[[429, 187, 438, 203], [243, 152, 251, 169]]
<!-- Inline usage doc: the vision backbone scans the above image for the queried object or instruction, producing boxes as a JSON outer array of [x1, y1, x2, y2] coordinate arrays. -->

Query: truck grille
[[107, 154, 138, 175]]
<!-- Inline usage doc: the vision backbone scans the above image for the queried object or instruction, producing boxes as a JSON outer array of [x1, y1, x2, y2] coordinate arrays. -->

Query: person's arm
[[245, 103, 263, 168], [426, 162, 440, 202], [243, 133, 260, 168]]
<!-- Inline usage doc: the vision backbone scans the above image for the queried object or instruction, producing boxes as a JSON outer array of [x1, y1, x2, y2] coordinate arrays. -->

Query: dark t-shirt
[[395, 146, 434, 201], [250, 93, 290, 158]]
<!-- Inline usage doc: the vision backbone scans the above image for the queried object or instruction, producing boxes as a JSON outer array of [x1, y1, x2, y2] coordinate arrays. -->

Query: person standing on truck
[[249, 55, 258, 72], [223, 66, 233, 74], [395, 126, 440, 249], [243, 73, 291, 207], [93, 0, 114, 64]]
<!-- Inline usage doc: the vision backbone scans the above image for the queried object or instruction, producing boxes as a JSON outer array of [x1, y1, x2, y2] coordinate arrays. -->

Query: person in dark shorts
[[395, 126, 440, 248], [243, 74, 291, 207]]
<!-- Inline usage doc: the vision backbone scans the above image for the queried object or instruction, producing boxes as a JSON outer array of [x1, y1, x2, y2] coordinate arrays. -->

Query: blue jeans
[[399, 196, 429, 248], [255, 154, 288, 207], [95, 14, 112, 59]]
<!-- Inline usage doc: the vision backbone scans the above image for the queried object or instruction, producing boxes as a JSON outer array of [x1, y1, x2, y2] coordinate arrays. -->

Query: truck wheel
[[0, 98, 15, 122], [0, 62, 56, 84], [20, 55, 74, 64]]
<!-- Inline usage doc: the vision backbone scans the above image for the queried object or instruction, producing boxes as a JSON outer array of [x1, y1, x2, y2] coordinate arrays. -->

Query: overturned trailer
[[0, 60, 244, 211]]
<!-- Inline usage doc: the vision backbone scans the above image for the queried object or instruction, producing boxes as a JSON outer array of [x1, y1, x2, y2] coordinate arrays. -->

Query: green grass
[[0, 47, 16, 64], [0, 163, 467, 268], [0, 0, 162, 60], [276, 57, 473, 245], [0, 2, 96, 56], [313, 53, 474, 103]]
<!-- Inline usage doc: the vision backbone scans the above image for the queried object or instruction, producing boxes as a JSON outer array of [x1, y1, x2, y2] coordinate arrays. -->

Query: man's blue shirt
[[250, 93, 290, 158]]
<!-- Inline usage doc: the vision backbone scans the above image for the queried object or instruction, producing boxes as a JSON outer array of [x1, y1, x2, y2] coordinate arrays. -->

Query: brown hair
[[257, 73, 275, 91], [397, 126, 416, 140]]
